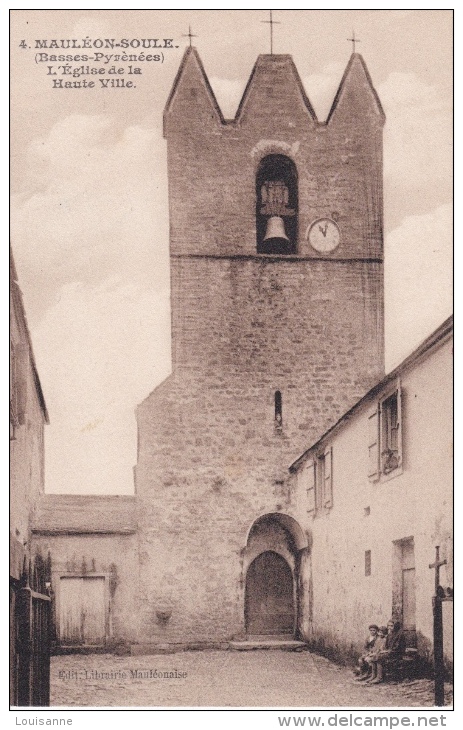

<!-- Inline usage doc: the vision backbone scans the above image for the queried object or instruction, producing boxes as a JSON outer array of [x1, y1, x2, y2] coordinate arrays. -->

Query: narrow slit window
[[275, 391, 282, 429], [365, 550, 372, 577]]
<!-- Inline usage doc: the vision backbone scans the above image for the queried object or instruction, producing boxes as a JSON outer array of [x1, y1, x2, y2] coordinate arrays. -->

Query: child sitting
[[367, 620, 407, 684], [354, 624, 378, 679], [364, 626, 388, 683]]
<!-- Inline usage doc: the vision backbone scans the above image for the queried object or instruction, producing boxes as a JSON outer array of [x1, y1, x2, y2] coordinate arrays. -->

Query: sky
[[10, 9, 453, 495]]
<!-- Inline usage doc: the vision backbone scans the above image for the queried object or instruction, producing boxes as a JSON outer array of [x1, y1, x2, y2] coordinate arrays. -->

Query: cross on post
[[182, 25, 197, 48], [429, 545, 448, 707], [261, 10, 281, 55], [429, 545, 447, 595], [347, 30, 361, 53]]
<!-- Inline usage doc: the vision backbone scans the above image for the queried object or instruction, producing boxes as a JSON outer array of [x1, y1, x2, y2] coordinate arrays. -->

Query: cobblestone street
[[51, 651, 453, 708]]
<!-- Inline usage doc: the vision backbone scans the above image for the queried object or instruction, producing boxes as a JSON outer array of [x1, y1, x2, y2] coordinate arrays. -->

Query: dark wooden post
[[17, 586, 33, 706], [429, 546, 447, 707], [15, 555, 52, 706]]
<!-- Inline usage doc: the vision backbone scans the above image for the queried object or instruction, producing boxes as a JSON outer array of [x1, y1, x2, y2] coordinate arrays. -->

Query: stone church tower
[[135, 48, 385, 644]]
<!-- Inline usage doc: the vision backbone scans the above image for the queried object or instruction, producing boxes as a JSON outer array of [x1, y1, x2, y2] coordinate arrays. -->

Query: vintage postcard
[[10, 8, 453, 716]]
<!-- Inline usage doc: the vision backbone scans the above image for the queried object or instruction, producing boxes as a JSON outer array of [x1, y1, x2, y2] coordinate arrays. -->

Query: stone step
[[129, 639, 308, 655], [229, 639, 307, 651], [246, 634, 297, 642], [130, 641, 229, 655]]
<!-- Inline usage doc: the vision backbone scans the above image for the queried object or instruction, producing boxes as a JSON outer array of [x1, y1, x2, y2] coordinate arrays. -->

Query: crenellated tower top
[[163, 47, 385, 261], [164, 47, 384, 133]]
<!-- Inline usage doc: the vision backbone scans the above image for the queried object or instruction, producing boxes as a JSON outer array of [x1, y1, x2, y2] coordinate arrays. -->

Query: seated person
[[367, 620, 406, 685], [354, 624, 378, 678], [364, 626, 388, 683]]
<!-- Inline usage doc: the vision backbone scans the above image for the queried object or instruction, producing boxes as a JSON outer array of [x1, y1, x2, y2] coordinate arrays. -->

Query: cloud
[[34, 277, 171, 494], [298, 67, 452, 233], [378, 72, 452, 195], [301, 67, 452, 203], [385, 204, 452, 371], [10, 114, 172, 493], [11, 115, 169, 326], [209, 77, 247, 119], [303, 63, 345, 121]]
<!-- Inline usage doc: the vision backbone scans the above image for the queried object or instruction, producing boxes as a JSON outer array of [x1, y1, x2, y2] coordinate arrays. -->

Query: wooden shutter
[[381, 382, 403, 474], [324, 446, 333, 507], [14, 344, 28, 425], [305, 460, 316, 513], [396, 383, 403, 467], [16, 379, 27, 425], [315, 457, 323, 511], [367, 405, 380, 481]]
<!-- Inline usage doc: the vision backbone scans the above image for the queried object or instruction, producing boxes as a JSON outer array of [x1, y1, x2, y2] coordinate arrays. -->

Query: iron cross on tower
[[429, 545, 447, 595], [347, 30, 361, 53], [183, 25, 197, 47], [261, 10, 281, 55]]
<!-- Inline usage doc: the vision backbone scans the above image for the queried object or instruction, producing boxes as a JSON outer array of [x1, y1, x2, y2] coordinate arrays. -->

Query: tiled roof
[[32, 494, 137, 534]]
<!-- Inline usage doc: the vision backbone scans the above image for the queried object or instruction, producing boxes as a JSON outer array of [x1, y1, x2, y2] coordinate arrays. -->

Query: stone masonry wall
[[165, 52, 384, 261], [171, 256, 383, 380], [32, 533, 139, 645], [10, 278, 47, 579], [294, 335, 453, 668], [134, 50, 385, 643]]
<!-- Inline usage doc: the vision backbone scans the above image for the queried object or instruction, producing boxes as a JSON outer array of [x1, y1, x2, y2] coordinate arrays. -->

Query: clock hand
[[318, 223, 328, 237]]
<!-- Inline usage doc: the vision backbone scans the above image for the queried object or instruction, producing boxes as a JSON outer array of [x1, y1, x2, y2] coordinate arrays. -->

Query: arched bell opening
[[256, 155, 298, 255], [242, 513, 310, 639]]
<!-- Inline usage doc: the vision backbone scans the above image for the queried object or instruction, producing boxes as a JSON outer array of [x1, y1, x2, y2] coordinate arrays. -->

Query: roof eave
[[289, 315, 453, 472]]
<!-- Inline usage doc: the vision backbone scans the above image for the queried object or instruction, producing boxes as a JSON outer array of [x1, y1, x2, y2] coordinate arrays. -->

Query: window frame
[[379, 383, 403, 479], [302, 459, 316, 514], [301, 445, 333, 515], [368, 380, 403, 483]]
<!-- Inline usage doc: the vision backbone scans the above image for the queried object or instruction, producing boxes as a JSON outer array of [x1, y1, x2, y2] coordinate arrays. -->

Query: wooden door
[[245, 551, 294, 636], [402, 567, 416, 630], [59, 577, 106, 646]]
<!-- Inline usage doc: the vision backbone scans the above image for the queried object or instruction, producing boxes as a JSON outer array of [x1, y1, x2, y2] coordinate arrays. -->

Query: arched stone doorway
[[242, 513, 310, 639], [245, 551, 294, 635]]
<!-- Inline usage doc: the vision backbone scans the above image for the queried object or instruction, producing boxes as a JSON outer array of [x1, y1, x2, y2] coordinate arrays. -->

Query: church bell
[[263, 216, 290, 244]]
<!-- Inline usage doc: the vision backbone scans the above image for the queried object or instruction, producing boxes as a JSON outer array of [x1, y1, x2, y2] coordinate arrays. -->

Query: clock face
[[308, 218, 340, 253]]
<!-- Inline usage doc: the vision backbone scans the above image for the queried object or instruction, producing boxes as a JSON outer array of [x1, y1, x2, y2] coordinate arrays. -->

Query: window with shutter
[[299, 450, 333, 516], [303, 460, 316, 513], [315, 454, 324, 511], [11, 342, 28, 427], [16, 378, 27, 426], [380, 383, 403, 476], [323, 446, 333, 508], [10, 399, 18, 440], [396, 385, 403, 467], [367, 406, 380, 481]]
